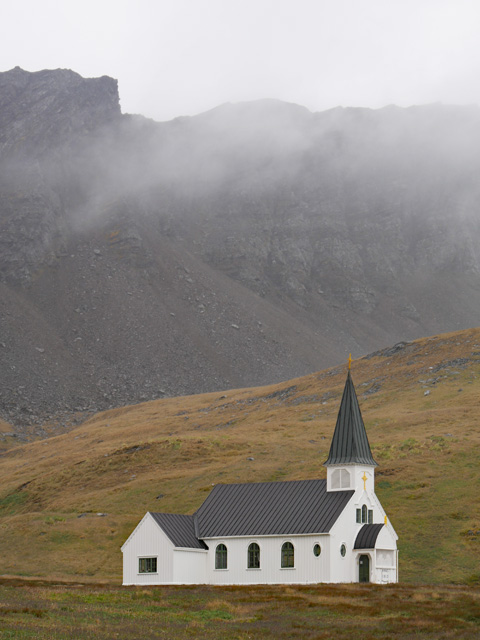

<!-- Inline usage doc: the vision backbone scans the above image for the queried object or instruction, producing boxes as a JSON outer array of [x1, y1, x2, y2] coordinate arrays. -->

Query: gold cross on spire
[[362, 472, 368, 491], [348, 353, 352, 370]]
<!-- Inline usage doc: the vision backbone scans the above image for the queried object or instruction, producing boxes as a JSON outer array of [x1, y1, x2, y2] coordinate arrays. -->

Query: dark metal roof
[[195, 479, 354, 538], [324, 371, 377, 466], [354, 523, 384, 549], [149, 513, 207, 549]]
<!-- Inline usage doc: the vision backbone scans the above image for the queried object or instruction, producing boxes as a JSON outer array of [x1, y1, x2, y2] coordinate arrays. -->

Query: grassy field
[[0, 579, 479, 639], [0, 327, 479, 584]]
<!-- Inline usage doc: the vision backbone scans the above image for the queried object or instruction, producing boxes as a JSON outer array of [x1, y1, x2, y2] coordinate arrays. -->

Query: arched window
[[215, 543, 227, 569], [361, 504, 368, 523], [340, 544, 346, 557], [248, 542, 260, 569], [313, 543, 321, 557], [340, 469, 350, 488], [281, 541, 294, 568], [332, 468, 351, 489], [332, 469, 341, 489]]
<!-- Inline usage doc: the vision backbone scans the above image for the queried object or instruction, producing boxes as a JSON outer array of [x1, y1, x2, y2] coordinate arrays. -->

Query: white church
[[121, 370, 398, 585]]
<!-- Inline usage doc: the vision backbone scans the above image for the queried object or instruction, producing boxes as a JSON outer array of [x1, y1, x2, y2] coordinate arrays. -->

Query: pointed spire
[[324, 371, 377, 466]]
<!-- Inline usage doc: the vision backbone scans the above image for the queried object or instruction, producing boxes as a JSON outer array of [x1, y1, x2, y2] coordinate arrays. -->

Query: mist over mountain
[[1, 67, 480, 430]]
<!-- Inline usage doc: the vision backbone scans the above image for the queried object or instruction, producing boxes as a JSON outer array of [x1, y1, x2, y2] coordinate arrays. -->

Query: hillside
[[2, 68, 480, 427], [0, 327, 479, 584]]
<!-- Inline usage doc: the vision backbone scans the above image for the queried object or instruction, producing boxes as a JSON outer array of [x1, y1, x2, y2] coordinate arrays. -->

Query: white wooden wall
[[206, 535, 330, 585], [373, 527, 397, 584], [173, 548, 208, 584], [122, 513, 175, 585], [328, 484, 398, 584]]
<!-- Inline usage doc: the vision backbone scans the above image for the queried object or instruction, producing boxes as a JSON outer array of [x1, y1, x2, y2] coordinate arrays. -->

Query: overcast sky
[[2, 0, 480, 121]]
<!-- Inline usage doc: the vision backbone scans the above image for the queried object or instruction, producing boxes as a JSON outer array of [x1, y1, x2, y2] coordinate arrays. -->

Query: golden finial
[[348, 353, 352, 370]]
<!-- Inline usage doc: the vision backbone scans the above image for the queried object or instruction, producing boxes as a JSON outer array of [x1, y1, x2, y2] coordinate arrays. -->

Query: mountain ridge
[[1, 68, 480, 427]]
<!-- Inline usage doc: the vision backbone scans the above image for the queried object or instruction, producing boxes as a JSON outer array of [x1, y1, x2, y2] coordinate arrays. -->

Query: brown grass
[[0, 580, 478, 639], [0, 327, 480, 582]]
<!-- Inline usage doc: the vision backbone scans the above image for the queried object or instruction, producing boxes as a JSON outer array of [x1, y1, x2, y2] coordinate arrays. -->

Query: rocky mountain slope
[[1, 67, 480, 429]]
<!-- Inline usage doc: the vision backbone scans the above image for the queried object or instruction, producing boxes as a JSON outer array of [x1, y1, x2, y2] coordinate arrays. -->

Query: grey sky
[[2, 0, 480, 121]]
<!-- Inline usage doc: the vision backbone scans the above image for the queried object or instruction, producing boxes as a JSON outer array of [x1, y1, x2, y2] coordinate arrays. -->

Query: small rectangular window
[[368, 510, 373, 524], [356, 508, 362, 523], [139, 557, 157, 573]]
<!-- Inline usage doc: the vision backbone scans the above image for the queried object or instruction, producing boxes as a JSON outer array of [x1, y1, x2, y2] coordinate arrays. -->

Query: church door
[[359, 555, 370, 583]]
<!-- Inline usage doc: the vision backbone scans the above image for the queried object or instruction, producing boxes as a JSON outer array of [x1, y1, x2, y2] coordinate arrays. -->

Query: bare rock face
[[0, 68, 120, 287], [1, 68, 480, 429], [0, 66, 120, 155]]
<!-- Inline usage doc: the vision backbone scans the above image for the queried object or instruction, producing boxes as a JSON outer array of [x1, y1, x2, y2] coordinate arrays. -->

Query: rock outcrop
[[1, 68, 480, 429]]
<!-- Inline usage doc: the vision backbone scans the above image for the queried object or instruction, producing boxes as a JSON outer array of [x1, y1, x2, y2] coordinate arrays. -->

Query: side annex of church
[[121, 370, 399, 585]]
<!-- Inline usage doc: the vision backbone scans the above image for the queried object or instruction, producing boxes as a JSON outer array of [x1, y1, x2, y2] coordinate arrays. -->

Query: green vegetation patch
[[0, 491, 29, 516], [0, 582, 479, 640]]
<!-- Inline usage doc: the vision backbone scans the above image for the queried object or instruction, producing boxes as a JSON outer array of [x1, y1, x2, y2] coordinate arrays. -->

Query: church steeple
[[324, 371, 377, 467]]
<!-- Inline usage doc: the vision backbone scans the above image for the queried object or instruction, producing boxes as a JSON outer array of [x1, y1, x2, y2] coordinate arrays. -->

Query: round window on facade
[[313, 543, 321, 557], [340, 544, 346, 557]]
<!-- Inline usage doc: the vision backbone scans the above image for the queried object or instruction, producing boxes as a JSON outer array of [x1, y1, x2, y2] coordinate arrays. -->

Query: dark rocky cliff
[[1, 68, 480, 430], [0, 67, 120, 153]]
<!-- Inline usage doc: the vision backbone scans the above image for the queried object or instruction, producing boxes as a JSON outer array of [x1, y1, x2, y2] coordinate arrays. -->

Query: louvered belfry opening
[[324, 371, 377, 467]]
